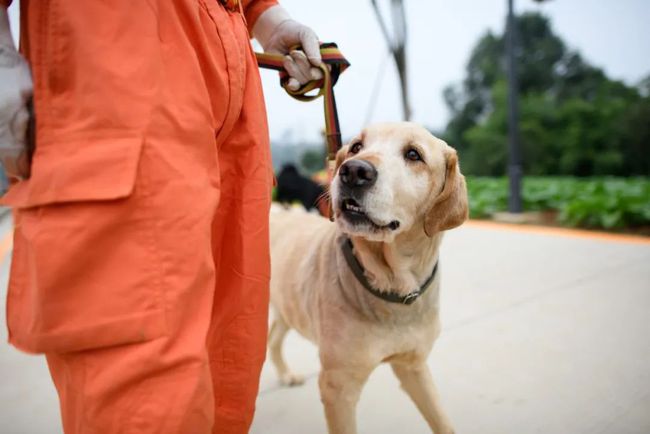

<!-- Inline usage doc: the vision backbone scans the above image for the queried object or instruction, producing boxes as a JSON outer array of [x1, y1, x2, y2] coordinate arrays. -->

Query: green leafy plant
[[467, 177, 650, 229]]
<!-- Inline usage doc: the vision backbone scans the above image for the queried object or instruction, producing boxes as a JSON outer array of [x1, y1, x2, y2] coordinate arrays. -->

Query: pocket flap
[[1, 137, 143, 208]]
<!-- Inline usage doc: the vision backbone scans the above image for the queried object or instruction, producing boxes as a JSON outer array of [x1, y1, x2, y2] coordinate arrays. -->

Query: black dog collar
[[340, 237, 438, 305]]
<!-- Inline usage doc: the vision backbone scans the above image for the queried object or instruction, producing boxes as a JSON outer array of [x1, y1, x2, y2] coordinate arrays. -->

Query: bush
[[467, 177, 650, 229]]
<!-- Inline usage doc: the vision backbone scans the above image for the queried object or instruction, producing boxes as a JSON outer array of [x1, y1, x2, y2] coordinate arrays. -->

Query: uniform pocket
[[3, 138, 167, 354], [1, 137, 143, 208]]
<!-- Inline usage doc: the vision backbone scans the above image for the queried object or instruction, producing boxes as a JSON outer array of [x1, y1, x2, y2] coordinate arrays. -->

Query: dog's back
[[270, 205, 330, 248], [270, 207, 336, 342]]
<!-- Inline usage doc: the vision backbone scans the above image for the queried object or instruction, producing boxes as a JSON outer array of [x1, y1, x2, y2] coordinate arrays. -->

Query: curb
[[466, 219, 650, 245]]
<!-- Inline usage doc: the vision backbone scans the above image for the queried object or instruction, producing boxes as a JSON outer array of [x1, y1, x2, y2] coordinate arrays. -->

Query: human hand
[[253, 5, 323, 91], [0, 9, 33, 181]]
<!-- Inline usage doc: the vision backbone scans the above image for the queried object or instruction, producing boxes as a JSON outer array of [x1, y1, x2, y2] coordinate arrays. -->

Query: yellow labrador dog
[[269, 122, 468, 434]]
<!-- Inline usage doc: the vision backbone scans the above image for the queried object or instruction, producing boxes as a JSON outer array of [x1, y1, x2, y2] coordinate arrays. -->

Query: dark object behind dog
[[275, 164, 328, 216]]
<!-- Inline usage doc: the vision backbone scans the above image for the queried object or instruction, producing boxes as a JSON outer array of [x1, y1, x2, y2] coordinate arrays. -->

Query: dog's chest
[[373, 316, 440, 358], [319, 299, 440, 364]]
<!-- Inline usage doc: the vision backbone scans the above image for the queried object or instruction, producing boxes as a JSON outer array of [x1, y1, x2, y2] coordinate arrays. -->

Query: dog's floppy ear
[[423, 147, 469, 237]]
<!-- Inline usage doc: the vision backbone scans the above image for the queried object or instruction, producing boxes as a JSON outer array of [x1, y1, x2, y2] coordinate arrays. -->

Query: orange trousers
[[2, 1, 276, 433]]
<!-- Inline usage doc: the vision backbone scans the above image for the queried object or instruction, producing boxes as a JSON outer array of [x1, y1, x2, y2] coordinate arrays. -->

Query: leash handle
[[256, 43, 350, 218]]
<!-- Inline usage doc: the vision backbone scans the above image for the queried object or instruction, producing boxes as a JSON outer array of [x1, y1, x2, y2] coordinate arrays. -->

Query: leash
[[256, 43, 350, 218]]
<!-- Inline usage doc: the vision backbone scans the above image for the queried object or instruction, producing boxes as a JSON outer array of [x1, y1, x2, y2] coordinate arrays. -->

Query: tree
[[300, 148, 325, 174], [443, 12, 650, 176]]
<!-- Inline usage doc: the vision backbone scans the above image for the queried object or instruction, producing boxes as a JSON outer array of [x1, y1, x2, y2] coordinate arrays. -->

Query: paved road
[[1, 215, 649, 434]]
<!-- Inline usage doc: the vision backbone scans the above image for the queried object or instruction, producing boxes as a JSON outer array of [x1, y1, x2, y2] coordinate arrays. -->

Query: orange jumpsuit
[[1, 1, 277, 433]]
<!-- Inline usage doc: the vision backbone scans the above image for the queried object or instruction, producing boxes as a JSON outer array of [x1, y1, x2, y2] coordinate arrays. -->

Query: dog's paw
[[280, 372, 305, 387]]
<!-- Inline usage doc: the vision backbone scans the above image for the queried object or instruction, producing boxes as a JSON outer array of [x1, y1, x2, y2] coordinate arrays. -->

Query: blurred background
[[5, 0, 650, 230], [261, 0, 650, 232]]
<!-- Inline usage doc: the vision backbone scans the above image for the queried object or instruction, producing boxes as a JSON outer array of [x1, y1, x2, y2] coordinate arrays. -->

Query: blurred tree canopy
[[300, 148, 325, 173], [443, 12, 650, 176]]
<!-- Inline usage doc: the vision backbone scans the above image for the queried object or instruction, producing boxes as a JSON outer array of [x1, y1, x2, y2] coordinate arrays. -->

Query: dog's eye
[[405, 148, 423, 162], [349, 142, 363, 154]]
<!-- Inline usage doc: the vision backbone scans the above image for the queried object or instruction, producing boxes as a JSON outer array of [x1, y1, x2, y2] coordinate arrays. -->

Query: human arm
[[0, 5, 33, 180]]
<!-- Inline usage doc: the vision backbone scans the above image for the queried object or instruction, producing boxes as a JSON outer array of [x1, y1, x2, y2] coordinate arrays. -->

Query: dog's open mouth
[[340, 198, 400, 231]]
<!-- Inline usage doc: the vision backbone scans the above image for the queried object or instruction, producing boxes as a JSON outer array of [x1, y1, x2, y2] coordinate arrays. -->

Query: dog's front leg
[[391, 361, 455, 434], [318, 366, 372, 434]]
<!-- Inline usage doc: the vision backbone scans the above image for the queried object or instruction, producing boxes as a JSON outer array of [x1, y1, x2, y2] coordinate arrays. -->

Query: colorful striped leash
[[256, 43, 350, 218]]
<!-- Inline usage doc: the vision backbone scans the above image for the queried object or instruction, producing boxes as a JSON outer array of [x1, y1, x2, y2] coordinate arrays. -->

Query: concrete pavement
[[1, 215, 649, 433]]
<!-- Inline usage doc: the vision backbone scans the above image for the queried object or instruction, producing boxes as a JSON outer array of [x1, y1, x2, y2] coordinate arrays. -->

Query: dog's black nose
[[339, 160, 377, 189]]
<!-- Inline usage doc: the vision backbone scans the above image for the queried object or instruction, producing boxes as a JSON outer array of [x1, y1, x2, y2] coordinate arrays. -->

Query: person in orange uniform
[[0, 1, 324, 433]]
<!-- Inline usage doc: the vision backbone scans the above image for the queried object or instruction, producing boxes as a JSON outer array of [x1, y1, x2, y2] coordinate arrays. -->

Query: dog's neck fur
[[350, 223, 443, 296]]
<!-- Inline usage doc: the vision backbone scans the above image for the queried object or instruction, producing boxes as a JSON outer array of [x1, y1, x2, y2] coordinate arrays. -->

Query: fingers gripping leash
[[256, 43, 350, 220]]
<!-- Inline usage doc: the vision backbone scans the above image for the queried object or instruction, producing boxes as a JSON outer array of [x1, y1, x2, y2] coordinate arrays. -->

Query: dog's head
[[330, 123, 468, 242]]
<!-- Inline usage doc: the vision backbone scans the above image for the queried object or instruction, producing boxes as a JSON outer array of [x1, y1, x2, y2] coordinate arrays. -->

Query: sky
[[8, 0, 650, 144]]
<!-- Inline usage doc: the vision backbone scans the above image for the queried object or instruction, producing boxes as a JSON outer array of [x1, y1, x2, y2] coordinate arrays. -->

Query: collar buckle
[[402, 292, 420, 305]]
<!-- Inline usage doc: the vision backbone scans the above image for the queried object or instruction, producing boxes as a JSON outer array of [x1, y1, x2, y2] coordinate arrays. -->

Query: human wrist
[[0, 8, 12, 43], [252, 5, 292, 50], [0, 8, 16, 51]]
